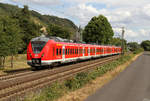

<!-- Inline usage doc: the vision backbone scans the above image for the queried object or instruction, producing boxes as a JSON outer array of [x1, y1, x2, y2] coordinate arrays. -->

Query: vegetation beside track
[[24, 50, 143, 101], [0, 54, 29, 75]]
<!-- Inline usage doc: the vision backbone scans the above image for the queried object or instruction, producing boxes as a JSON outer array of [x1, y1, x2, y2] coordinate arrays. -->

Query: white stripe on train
[[27, 52, 120, 65]]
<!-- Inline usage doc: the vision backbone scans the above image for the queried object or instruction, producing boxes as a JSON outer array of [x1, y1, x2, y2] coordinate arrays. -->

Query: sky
[[0, 0, 150, 43]]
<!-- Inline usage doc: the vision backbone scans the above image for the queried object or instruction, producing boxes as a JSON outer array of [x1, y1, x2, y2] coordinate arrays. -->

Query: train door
[[52, 45, 55, 60], [103, 47, 105, 56], [62, 45, 65, 61], [83, 47, 84, 57]]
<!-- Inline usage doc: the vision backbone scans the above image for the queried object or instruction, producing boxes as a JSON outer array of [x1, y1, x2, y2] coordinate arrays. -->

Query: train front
[[27, 36, 50, 68]]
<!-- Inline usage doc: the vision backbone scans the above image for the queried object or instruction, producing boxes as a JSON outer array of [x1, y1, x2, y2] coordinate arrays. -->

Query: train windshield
[[31, 41, 46, 54]]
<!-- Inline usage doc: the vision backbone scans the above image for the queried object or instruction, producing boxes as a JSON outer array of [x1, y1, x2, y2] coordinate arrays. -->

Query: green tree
[[0, 23, 9, 67], [141, 40, 150, 51], [47, 24, 72, 39], [22, 5, 30, 18], [127, 42, 140, 51], [0, 15, 23, 68], [83, 15, 114, 44], [17, 5, 41, 51], [111, 38, 122, 46]]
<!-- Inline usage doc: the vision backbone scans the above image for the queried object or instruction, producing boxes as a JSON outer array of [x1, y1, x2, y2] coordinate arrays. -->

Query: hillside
[[0, 3, 78, 34]]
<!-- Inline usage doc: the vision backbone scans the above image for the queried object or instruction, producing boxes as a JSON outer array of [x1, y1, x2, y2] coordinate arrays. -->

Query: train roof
[[31, 35, 121, 48]]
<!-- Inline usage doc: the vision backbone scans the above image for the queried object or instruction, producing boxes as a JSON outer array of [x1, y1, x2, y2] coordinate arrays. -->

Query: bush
[[133, 48, 144, 54]]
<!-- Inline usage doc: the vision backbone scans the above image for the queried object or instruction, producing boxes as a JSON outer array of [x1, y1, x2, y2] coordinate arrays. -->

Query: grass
[[24, 49, 143, 101], [0, 54, 30, 74]]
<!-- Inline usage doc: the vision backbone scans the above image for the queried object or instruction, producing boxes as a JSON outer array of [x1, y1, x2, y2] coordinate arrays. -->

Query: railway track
[[0, 55, 120, 101]]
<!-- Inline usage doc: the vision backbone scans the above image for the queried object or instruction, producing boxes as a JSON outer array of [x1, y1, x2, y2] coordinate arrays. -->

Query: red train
[[27, 36, 122, 69]]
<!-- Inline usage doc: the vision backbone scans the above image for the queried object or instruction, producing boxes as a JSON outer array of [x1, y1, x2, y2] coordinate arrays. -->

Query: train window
[[76, 49, 77, 54], [76, 49, 78, 54], [66, 49, 67, 55], [59, 49, 61, 55], [79, 49, 80, 54], [31, 41, 46, 54], [68, 49, 69, 55], [56, 48, 59, 55]]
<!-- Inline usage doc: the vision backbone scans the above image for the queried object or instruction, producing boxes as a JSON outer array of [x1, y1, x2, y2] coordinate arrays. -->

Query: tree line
[[0, 5, 41, 68]]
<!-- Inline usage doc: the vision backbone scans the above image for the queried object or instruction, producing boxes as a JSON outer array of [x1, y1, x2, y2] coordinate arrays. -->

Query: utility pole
[[75, 25, 82, 42], [121, 27, 125, 55]]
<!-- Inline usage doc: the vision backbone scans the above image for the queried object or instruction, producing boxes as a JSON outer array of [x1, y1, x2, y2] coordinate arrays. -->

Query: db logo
[[35, 54, 38, 57]]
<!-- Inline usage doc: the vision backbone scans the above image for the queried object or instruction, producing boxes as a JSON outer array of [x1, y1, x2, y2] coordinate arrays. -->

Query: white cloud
[[64, 0, 150, 8], [113, 27, 150, 43], [113, 28, 138, 38], [64, 2, 150, 43], [78, 4, 99, 14], [140, 29, 150, 37], [66, 4, 100, 26], [143, 4, 150, 16], [6, 0, 150, 43], [125, 29, 138, 38], [12, 0, 61, 6]]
